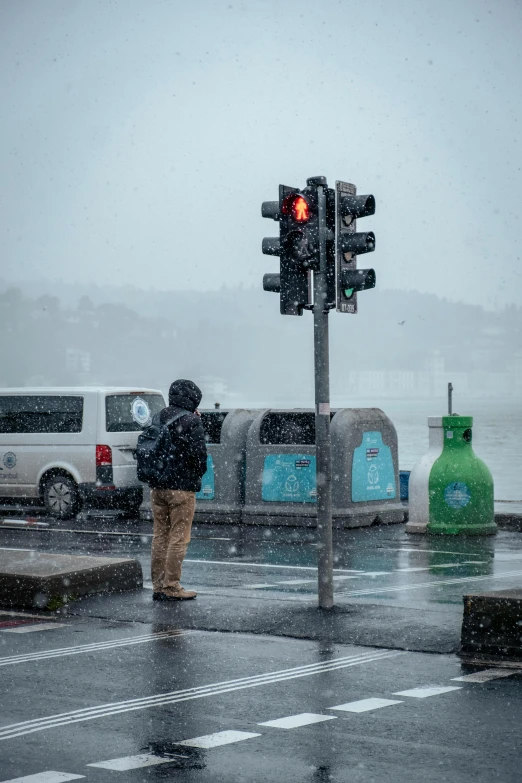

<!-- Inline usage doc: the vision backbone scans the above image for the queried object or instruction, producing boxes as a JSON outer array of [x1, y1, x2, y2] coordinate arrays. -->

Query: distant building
[[345, 349, 518, 399], [66, 348, 91, 374]]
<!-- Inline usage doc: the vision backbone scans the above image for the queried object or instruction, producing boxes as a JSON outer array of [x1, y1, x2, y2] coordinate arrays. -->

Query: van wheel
[[43, 474, 81, 519]]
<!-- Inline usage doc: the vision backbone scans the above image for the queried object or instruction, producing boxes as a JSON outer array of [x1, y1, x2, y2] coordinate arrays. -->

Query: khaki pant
[[150, 489, 196, 594]]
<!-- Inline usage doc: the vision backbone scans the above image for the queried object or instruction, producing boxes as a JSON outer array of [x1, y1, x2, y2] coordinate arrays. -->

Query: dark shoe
[[162, 588, 197, 601], [152, 592, 168, 601]]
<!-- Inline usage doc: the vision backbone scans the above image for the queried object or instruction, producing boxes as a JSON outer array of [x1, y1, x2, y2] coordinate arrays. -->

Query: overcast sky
[[1, 0, 521, 309]]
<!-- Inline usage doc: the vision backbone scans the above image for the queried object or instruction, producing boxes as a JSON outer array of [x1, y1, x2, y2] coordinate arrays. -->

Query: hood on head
[[168, 379, 202, 412]]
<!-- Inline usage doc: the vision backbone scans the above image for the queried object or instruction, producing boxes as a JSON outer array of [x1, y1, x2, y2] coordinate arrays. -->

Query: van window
[[0, 396, 83, 433], [105, 393, 165, 432]]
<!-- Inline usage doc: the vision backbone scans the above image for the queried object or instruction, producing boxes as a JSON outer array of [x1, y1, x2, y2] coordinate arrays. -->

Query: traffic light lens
[[282, 194, 310, 223], [343, 288, 354, 299], [292, 196, 310, 222]]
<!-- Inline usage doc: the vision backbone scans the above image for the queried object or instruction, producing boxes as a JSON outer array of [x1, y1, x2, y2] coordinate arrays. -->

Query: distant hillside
[[0, 279, 520, 404]]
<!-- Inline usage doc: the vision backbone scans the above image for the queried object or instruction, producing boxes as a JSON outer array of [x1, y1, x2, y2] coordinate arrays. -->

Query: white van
[[0, 388, 166, 518]]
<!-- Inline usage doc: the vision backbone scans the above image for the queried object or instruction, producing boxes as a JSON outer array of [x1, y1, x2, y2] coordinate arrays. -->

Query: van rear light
[[96, 445, 112, 467]]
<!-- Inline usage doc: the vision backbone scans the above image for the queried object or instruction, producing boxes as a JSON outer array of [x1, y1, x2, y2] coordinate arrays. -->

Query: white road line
[[185, 559, 363, 574], [361, 572, 390, 577], [0, 649, 402, 740], [0, 630, 187, 667], [394, 562, 485, 572], [452, 669, 521, 683], [259, 713, 336, 729], [329, 697, 403, 713], [0, 610, 57, 621], [0, 520, 49, 528], [177, 730, 261, 748], [1, 624, 67, 635], [202, 537, 232, 541], [0, 773, 84, 783], [393, 686, 461, 698], [249, 584, 275, 589], [0, 548, 34, 552], [337, 569, 522, 597], [396, 548, 486, 557], [248, 576, 360, 589], [88, 753, 186, 771]]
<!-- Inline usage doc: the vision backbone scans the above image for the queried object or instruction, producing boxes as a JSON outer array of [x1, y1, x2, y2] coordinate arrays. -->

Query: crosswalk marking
[[4, 664, 515, 778], [259, 713, 336, 729], [177, 730, 261, 748], [329, 697, 403, 713], [0, 773, 84, 783], [0, 649, 402, 741], [88, 753, 185, 771], [452, 669, 521, 683], [393, 686, 461, 698]]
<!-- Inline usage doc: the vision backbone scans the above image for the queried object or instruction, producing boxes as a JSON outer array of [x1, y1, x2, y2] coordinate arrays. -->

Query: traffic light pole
[[313, 181, 334, 610], [262, 175, 375, 610]]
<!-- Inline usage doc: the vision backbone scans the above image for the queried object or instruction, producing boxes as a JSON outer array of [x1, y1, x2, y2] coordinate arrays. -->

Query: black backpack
[[136, 410, 188, 486]]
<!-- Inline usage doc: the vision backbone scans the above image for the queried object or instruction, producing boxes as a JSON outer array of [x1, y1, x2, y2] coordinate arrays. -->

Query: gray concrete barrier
[[0, 550, 143, 610], [460, 589, 522, 664]]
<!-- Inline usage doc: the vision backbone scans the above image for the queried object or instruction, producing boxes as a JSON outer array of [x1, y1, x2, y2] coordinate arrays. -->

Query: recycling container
[[331, 408, 405, 527], [243, 409, 320, 526], [193, 408, 257, 524], [243, 408, 404, 528], [406, 415, 495, 535]]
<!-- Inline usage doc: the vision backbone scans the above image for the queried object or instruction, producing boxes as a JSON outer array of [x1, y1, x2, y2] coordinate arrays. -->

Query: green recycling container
[[426, 416, 496, 535]]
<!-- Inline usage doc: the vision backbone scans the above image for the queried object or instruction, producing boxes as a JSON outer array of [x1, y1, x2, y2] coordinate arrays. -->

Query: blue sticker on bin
[[444, 482, 471, 509], [196, 454, 215, 500], [352, 431, 396, 502], [262, 454, 317, 503]]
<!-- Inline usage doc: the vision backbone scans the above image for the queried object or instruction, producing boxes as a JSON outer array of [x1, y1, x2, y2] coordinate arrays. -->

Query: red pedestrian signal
[[292, 196, 310, 223], [282, 194, 311, 223]]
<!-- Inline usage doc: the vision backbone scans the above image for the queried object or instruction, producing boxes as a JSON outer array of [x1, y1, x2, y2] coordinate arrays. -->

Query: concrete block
[[460, 589, 522, 664], [0, 550, 143, 610]]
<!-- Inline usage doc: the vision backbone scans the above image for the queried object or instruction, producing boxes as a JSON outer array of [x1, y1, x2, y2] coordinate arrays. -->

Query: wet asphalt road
[[1, 510, 522, 614], [1, 619, 521, 783], [1, 511, 522, 782]]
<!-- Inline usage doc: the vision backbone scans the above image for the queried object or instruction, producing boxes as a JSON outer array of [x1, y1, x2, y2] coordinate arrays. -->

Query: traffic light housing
[[335, 181, 376, 313], [262, 184, 320, 316]]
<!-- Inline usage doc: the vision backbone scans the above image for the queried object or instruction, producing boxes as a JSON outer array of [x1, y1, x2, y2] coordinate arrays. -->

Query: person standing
[[150, 379, 207, 601]]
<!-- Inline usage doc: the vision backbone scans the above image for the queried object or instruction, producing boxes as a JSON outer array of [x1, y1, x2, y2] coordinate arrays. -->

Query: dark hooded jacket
[[153, 379, 208, 492]]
